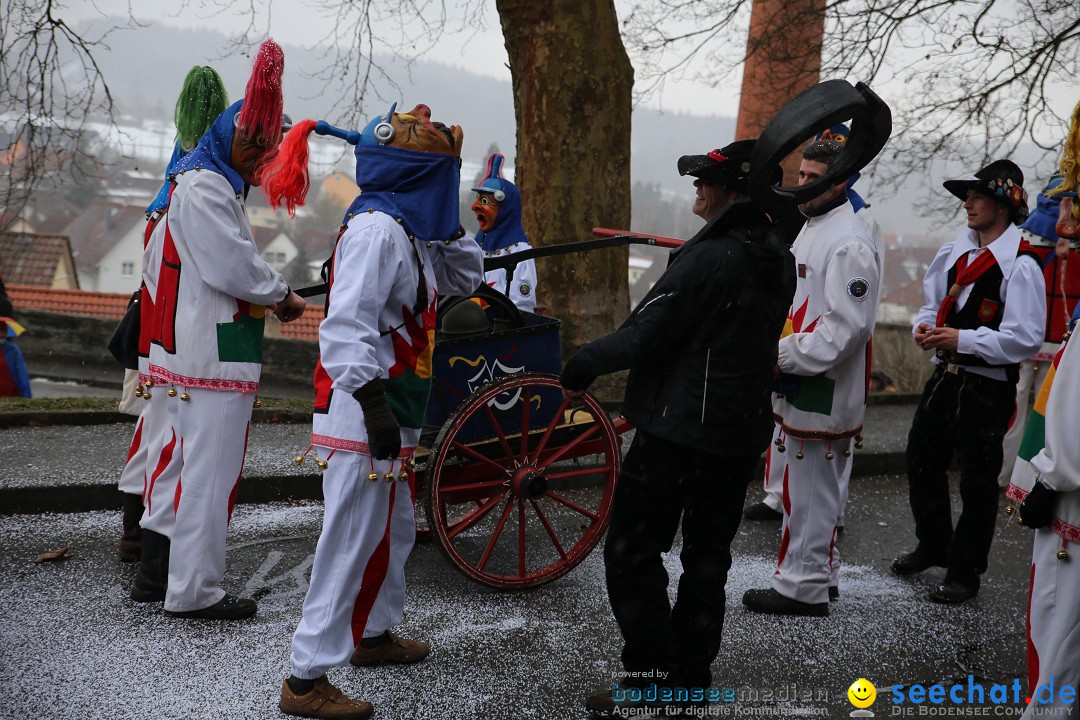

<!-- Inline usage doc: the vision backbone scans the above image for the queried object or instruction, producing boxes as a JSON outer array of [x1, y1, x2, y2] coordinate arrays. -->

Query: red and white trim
[[311, 433, 415, 458], [148, 364, 259, 394]]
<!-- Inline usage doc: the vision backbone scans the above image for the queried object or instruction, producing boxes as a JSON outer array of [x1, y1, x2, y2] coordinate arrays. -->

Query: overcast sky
[[66, 0, 741, 116]]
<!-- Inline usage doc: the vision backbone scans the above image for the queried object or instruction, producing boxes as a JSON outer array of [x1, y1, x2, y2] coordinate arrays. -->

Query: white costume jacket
[[483, 241, 538, 312], [143, 170, 289, 393], [773, 201, 881, 439], [312, 212, 483, 452], [1008, 335, 1080, 545], [911, 225, 1045, 381]]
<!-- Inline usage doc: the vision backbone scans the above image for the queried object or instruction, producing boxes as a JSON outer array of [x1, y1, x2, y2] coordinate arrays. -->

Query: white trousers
[[140, 386, 252, 612], [771, 438, 849, 604], [1023, 530, 1080, 719], [763, 425, 852, 527], [118, 388, 166, 496], [999, 359, 1053, 488], [290, 450, 417, 680]]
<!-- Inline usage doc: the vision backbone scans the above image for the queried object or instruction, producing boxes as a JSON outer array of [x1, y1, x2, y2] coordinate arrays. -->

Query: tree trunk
[[735, 0, 825, 183], [495, 0, 633, 354]]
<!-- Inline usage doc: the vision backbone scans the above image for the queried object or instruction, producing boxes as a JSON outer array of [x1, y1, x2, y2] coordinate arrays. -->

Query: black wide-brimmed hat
[[678, 140, 758, 193], [943, 159, 1029, 223]]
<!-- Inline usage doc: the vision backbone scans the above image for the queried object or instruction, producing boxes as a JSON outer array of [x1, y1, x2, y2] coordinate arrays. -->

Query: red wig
[[237, 39, 285, 146], [261, 119, 317, 217]]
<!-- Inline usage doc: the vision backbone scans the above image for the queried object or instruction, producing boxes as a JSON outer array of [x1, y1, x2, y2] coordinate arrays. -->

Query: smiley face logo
[[848, 678, 876, 708]]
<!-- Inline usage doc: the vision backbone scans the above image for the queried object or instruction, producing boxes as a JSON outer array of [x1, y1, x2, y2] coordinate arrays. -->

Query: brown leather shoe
[[349, 630, 430, 667], [278, 677, 373, 719]]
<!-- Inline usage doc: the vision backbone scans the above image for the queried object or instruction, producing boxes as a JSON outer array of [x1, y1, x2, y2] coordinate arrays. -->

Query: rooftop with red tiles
[[8, 283, 324, 342]]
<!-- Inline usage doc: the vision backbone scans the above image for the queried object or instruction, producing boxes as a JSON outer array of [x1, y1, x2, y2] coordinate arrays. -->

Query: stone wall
[[13, 309, 319, 397]]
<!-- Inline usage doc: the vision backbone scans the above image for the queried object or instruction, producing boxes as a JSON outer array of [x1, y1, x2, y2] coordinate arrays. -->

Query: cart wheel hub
[[511, 468, 548, 499]]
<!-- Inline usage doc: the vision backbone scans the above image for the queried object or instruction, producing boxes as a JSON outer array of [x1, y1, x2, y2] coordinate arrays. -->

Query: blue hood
[[1020, 174, 1064, 242], [145, 143, 187, 216], [342, 144, 461, 242], [845, 170, 866, 213], [474, 177, 527, 252], [172, 99, 246, 196]]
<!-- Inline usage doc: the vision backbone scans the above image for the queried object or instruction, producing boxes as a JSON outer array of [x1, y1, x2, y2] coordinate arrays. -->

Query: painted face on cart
[[388, 104, 464, 157], [472, 193, 500, 232]]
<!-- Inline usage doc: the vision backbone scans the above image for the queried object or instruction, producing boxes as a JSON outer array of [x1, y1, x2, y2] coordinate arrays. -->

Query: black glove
[[772, 372, 801, 398], [353, 378, 401, 461], [1018, 481, 1059, 529], [559, 353, 595, 393]]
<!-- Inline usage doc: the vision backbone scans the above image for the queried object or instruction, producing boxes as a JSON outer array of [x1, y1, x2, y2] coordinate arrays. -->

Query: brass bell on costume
[[384, 472, 395, 483], [777, 443, 786, 453], [145, 380, 154, 388], [842, 449, 851, 457], [854, 434, 864, 450], [180, 392, 190, 401], [315, 459, 328, 471], [825, 451, 834, 460], [368, 472, 379, 482], [135, 386, 144, 398], [294, 455, 305, 465], [1005, 504, 1014, 516], [795, 451, 804, 460], [144, 390, 152, 399], [1057, 548, 1070, 561], [168, 388, 177, 397], [254, 398, 262, 408], [398, 470, 409, 482]]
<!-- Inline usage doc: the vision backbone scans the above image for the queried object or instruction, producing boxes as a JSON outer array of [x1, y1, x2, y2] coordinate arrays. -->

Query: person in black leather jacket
[[561, 140, 795, 716]]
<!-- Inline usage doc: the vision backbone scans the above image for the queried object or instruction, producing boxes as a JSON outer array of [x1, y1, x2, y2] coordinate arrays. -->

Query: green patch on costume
[[216, 313, 265, 364], [1017, 411, 1045, 463], [385, 370, 433, 428], [789, 374, 834, 416]]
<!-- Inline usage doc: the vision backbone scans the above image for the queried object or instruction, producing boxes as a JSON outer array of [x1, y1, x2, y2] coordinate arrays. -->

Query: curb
[[0, 452, 909, 515]]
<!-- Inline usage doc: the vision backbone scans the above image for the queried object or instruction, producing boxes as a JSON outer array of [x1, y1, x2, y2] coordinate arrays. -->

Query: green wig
[[174, 66, 229, 151]]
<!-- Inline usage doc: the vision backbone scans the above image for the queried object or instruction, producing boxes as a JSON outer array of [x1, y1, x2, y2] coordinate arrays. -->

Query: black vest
[[937, 246, 1040, 381]]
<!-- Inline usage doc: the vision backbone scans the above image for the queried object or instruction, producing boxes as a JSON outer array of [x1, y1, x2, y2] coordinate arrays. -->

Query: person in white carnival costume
[[132, 40, 306, 620], [742, 139, 881, 617], [471, 151, 538, 311], [260, 103, 483, 720]]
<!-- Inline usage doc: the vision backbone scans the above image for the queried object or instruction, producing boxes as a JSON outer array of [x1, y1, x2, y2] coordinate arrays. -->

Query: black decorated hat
[[677, 140, 757, 193], [943, 159, 1029, 223]]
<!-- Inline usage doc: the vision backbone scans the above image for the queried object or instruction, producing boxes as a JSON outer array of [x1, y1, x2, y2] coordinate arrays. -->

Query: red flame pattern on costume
[[789, 297, 820, 333], [388, 296, 438, 380]]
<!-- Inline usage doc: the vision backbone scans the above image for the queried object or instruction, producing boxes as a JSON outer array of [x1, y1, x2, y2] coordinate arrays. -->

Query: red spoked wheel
[[425, 373, 620, 589]]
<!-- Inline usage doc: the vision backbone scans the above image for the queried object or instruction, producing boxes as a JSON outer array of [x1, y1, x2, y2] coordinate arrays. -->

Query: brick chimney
[[735, 0, 825, 183]]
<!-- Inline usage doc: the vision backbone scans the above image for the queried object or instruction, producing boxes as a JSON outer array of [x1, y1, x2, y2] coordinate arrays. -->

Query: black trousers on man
[[905, 365, 1016, 585], [604, 429, 757, 690]]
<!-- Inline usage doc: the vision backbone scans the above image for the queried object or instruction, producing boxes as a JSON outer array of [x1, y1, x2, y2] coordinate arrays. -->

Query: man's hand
[[914, 322, 933, 350], [559, 353, 595, 400], [922, 326, 959, 351], [273, 291, 306, 324], [562, 388, 587, 403]]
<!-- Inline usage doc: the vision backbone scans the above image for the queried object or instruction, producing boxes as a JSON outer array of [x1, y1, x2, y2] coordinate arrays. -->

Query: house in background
[[0, 231, 79, 289], [253, 225, 299, 272], [60, 201, 146, 293]]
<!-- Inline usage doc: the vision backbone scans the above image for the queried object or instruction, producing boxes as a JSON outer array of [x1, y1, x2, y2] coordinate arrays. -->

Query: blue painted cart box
[[426, 311, 563, 443]]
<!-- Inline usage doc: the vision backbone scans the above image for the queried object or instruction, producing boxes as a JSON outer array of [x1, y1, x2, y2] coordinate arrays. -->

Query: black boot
[[118, 493, 144, 563], [130, 530, 170, 602]]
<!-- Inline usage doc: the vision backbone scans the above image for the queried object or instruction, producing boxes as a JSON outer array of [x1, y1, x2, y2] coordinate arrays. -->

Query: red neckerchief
[[935, 238, 1034, 327]]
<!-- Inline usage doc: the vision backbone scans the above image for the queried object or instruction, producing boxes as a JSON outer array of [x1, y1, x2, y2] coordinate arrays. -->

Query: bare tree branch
[[0, 0, 129, 227], [622, 0, 1080, 193]]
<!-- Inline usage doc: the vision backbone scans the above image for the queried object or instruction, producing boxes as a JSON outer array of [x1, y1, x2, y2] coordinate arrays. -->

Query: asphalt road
[[0, 473, 1043, 720]]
